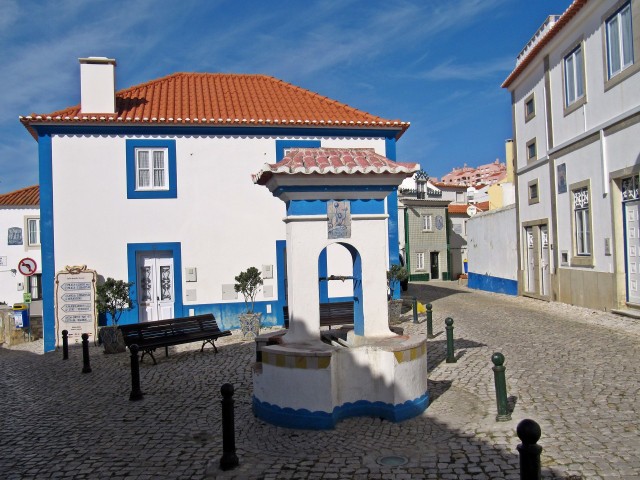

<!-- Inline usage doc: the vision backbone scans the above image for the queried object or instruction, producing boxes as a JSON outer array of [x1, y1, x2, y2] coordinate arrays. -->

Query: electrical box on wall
[[185, 267, 197, 282], [186, 289, 197, 301], [263, 285, 273, 298], [222, 284, 237, 300], [17, 282, 24, 291], [262, 264, 273, 279]]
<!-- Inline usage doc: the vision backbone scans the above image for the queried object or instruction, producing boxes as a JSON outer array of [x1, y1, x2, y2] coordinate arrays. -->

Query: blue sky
[[0, 0, 573, 193]]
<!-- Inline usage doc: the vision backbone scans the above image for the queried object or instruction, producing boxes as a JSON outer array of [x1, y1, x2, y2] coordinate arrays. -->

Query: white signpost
[[55, 266, 97, 345]]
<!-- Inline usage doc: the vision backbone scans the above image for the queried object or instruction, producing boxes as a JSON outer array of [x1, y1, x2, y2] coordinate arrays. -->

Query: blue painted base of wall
[[468, 272, 517, 296], [252, 392, 429, 429]]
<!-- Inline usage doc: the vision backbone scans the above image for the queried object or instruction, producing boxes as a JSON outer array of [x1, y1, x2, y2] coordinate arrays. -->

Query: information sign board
[[55, 266, 97, 345]]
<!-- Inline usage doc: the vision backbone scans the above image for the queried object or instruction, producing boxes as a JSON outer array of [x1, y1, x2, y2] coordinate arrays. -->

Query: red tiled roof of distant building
[[253, 147, 419, 184], [20, 73, 409, 139], [448, 204, 470, 214], [0, 185, 39, 206], [431, 181, 468, 190], [477, 201, 490, 211], [502, 0, 588, 88]]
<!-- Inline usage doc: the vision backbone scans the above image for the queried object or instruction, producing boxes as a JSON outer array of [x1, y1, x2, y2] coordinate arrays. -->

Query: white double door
[[524, 225, 550, 297], [136, 251, 175, 322], [625, 200, 640, 304]]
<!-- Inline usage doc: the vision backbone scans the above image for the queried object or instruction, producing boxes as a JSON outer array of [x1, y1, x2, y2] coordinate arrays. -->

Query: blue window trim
[[124, 242, 184, 325], [126, 139, 177, 199], [275, 139, 321, 161], [385, 137, 401, 287]]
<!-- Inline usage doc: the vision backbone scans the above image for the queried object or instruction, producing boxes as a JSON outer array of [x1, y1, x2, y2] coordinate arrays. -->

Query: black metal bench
[[283, 301, 354, 329], [118, 314, 231, 365]]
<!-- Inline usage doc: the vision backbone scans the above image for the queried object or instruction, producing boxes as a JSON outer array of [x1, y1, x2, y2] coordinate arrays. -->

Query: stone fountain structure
[[252, 147, 428, 429]]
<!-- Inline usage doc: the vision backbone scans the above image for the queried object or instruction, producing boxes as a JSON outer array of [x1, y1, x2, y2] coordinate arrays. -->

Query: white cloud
[[415, 57, 514, 81]]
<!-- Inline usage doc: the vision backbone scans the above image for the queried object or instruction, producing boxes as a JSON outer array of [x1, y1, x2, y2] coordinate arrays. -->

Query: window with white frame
[[416, 252, 425, 270], [422, 214, 433, 231], [606, 2, 634, 79], [564, 44, 585, 107], [27, 217, 40, 246], [136, 148, 168, 191], [573, 187, 591, 256]]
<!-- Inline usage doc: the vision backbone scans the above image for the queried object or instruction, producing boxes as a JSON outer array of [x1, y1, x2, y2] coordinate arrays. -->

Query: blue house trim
[[468, 272, 518, 296], [126, 139, 177, 199], [124, 242, 184, 325], [38, 133, 56, 352]]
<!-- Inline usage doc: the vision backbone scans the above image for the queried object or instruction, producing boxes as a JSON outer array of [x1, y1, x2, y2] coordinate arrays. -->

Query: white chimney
[[79, 57, 116, 114]]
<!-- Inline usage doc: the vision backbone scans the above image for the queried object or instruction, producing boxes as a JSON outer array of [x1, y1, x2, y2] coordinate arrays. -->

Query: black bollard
[[62, 329, 69, 360], [491, 352, 511, 421], [412, 297, 418, 324], [426, 304, 434, 338], [81, 333, 92, 373], [445, 317, 456, 363], [129, 344, 144, 401], [219, 383, 239, 471], [517, 419, 543, 480]]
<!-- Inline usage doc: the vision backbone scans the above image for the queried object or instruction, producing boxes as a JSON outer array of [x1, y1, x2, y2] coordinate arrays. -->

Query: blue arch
[[318, 242, 364, 335]]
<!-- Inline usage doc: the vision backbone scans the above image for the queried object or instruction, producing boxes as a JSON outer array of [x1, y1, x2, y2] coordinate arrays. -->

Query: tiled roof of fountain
[[253, 147, 419, 185]]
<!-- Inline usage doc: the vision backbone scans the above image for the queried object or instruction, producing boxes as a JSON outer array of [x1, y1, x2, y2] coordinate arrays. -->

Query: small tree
[[387, 264, 409, 298], [234, 267, 263, 314], [96, 277, 133, 326]]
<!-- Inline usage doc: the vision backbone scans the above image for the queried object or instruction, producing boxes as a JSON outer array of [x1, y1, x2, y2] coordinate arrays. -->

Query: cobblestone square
[[1, 282, 638, 479]]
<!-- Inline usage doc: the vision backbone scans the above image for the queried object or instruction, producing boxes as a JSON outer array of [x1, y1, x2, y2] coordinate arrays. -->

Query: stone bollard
[[129, 344, 144, 401], [426, 304, 434, 338], [412, 297, 419, 324], [62, 329, 69, 360], [517, 419, 543, 480], [219, 383, 239, 471], [491, 352, 511, 421], [81, 333, 92, 373], [445, 317, 456, 363]]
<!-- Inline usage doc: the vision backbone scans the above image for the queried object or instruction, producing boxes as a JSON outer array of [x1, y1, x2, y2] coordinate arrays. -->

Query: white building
[[0, 185, 42, 313], [20, 57, 411, 352], [502, 0, 640, 311]]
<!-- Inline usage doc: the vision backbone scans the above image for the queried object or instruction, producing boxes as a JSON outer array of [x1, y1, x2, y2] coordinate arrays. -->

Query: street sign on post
[[18, 257, 37, 276]]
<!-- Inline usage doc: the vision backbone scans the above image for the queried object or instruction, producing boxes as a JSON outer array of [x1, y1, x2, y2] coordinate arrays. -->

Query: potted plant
[[96, 277, 133, 354], [387, 264, 409, 325], [234, 266, 263, 339]]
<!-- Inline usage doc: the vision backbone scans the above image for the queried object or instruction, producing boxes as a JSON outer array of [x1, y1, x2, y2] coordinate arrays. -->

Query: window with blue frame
[[126, 139, 177, 199]]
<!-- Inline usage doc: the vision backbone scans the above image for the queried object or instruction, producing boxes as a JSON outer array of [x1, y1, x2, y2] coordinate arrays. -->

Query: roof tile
[[22, 73, 409, 138], [0, 185, 39, 206], [253, 148, 419, 184]]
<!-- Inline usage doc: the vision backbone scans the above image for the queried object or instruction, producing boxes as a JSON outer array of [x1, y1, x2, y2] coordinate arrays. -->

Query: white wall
[[467, 205, 517, 281], [0, 206, 41, 306], [51, 134, 387, 308]]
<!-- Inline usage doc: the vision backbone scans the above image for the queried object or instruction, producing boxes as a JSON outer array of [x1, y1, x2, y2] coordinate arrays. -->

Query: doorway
[[136, 250, 175, 322], [430, 252, 439, 280]]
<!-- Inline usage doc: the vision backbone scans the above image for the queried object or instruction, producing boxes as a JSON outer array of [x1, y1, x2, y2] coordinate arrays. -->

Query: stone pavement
[[1, 281, 639, 479]]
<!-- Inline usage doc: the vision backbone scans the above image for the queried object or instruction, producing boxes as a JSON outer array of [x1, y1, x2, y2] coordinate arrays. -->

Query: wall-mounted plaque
[[557, 163, 567, 194], [328, 200, 351, 239], [8, 227, 22, 245]]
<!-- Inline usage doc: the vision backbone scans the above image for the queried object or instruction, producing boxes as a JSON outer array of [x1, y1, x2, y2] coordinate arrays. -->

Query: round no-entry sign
[[18, 257, 37, 276]]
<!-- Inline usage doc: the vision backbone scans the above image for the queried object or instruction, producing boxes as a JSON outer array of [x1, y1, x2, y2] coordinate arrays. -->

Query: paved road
[[1, 281, 639, 479]]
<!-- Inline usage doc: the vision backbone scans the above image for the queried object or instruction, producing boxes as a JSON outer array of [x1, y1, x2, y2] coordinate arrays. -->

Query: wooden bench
[[118, 314, 231, 365], [283, 301, 354, 329]]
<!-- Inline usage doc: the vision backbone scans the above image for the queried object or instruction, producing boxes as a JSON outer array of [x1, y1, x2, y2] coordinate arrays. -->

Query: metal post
[[219, 383, 239, 471], [129, 344, 144, 401], [445, 317, 456, 363], [81, 333, 92, 374], [62, 329, 69, 360], [492, 352, 511, 421], [426, 303, 434, 338], [412, 297, 418, 324], [517, 419, 542, 480]]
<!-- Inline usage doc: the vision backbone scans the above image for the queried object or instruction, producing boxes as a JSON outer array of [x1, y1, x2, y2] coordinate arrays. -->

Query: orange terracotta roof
[[0, 185, 39, 206], [253, 148, 419, 185], [21, 73, 409, 138], [448, 201, 490, 215], [502, 0, 588, 89]]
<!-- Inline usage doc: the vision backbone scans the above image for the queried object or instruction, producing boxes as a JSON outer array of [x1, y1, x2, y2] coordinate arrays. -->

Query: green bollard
[[412, 297, 418, 324], [445, 317, 456, 363], [492, 352, 512, 421], [426, 304, 434, 338]]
